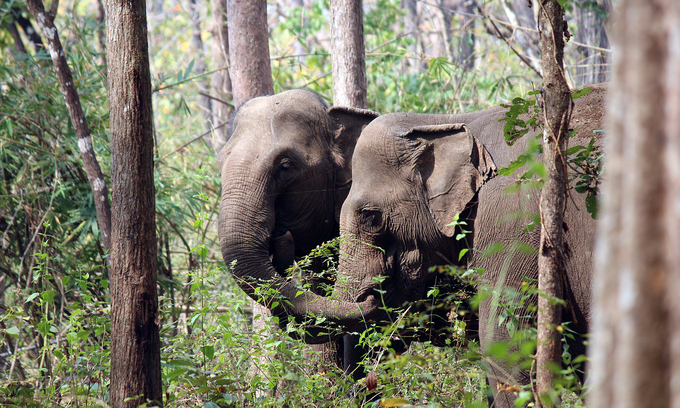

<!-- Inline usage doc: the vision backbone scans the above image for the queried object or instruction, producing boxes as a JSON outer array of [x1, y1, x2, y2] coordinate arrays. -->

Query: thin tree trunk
[[95, 0, 106, 67], [12, 7, 44, 53], [24, 0, 112, 253], [106, 0, 163, 405], [535, 0, 570, 406], [5, 19, 27, 55], [402, 0, 421, 74], [211, 0, 233, 153], [573, 0, 611, 85], [227, 0, 273, 109], [188, 0, 212, 135], [589, 1, 678, 407], [330, 0, 366, 108], [441, 0, 475, 71]]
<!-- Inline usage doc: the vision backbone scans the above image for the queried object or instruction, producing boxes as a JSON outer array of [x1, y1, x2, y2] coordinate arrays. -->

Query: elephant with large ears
[[217, 89, 380, 339], [334, 84, 606, 406]]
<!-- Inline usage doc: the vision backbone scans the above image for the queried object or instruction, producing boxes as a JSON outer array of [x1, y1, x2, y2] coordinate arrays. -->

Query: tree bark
[[589, 1, 679, 407], [24, 0, 112, 253], [226, 0, 274, 109], [211, 0, 233, 154], [535, 1, 570, 406], [106, 0, 163, 405], [330, 0, 367, 108]]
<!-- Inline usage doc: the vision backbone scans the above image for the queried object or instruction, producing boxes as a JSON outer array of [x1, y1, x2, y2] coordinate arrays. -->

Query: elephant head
[[217, 89, 379, 333], [336, 113, 496, 314]]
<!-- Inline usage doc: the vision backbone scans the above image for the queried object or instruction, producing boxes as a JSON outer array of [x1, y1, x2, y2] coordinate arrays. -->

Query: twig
[[158, 121, 229, 162], [477, 4, 543, 78], [198, 91, 233, 108]]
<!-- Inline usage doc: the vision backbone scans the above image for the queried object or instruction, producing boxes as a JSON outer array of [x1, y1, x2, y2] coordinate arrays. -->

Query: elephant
[[332, 84, 606, 406], [217, 89, 381, 364]]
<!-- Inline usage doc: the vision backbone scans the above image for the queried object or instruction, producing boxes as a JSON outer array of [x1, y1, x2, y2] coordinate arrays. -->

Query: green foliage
[[497, 87, 603, 219], [0, 0, 599, 406]]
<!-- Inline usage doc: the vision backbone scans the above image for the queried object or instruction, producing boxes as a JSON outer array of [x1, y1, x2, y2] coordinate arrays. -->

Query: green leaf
[[41, 290, 55, 304], [169, 359, 194, 367], [25, 292, 40, 304], [458, 248, 469, 261], [5, 326, 19, 337], [571, 87, 592, 99], [184, 59, 195, 81], [282, 372, 300, 381], [203, 345, 214, 360], [497, 155, 528, 176]]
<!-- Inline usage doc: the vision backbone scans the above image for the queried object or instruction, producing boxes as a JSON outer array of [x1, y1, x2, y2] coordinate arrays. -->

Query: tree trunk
[[188, 0, 212, 135], [589, 0, 679, 407], [226, 0, 274, 109], [573, 0, 611, 85], [441, 0, 475, 71], [12, 7, 44, 53], [211, 0, 233, 154], [504, 0, 540, 61], [24, 0, 112, 254], [402, 0, 422, 74], [330, 0, 366, 108], [535, 1, 570, 406], [5, 18, 27, 55], [106, 0, 163, 405]]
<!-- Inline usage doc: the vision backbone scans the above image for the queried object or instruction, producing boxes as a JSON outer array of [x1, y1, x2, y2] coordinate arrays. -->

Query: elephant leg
[[343, 333, 366, 381]]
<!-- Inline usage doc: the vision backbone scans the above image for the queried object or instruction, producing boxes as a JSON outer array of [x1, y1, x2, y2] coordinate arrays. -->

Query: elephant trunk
[[219, 173, 377, 343]]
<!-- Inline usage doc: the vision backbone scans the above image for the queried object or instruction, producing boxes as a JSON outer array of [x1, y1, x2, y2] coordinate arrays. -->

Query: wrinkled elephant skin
[[336, 84, 606, 406], [217, 89, 379, 332]]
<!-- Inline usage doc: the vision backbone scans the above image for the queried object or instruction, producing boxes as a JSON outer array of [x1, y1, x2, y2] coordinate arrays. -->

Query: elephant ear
[[410, 123, 496, 237], [328, 106, 379, 220]]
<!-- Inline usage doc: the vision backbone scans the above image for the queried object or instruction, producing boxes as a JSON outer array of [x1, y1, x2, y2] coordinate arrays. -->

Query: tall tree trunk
[[227, 0, 273, 109], [106, 0, 163, 405], [330, 0, 366, 108], [589, 1, 679, 407], [24, 0, 112, 254], [535, 0, 570, 406], [573, 0, 611, 85], [211, 0, 233, 154]]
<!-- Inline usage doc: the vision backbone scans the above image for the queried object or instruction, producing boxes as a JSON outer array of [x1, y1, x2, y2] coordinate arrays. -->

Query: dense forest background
[[0, 0, 611, 406]]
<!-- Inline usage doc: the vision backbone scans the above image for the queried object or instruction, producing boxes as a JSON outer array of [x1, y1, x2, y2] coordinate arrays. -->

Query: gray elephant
[[333, 84, 606, 406], [217, 89, 381, 347]]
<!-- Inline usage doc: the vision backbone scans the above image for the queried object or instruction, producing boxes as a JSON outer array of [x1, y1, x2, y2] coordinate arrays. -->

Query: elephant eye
[[280, 161, 292, 170], [360, 209, 383, 229]]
